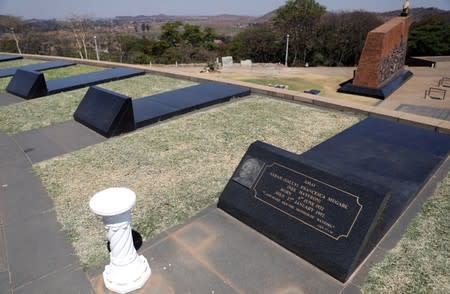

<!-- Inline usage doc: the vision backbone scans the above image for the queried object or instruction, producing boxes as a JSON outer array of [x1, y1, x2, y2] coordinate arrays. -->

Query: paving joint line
[[0, 215, 12, 294], [12, 263, 80, 292]]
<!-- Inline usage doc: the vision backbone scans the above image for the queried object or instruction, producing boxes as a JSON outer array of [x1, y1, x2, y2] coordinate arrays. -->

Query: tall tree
[[160, 21, 183, 46], [408, 15, 450, 56], [229, 25, 283, 63], [0, 15, 24, 54], [182, 24, 203, 47], [316, 11, 382, 66], [273, 0, 325, 65]]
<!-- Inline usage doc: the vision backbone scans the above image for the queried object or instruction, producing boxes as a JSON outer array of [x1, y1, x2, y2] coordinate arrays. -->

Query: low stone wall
[[4, 52, 449, 134]]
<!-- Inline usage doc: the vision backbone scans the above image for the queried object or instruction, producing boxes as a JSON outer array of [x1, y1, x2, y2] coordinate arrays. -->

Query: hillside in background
[[0, 6, 448, 64], [254, 7, 450, 24]]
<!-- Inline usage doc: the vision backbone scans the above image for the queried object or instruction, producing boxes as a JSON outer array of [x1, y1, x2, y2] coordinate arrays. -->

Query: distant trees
[[273, 0, 326, 65], [408, 15, 450, 56], [315, 11, 382, 66], [68, 15, 95, 59], [229, 25, 283, 63], [0, 15, 25, 54], [107, 22, 220, 64], [1, 8, 448, 66], [230, 8, 382, 66]]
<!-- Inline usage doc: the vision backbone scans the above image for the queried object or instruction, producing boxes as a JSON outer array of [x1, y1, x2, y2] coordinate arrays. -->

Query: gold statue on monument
[[401, 0, 410, 16]]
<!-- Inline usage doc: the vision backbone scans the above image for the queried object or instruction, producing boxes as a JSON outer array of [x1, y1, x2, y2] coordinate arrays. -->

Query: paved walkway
[[0, 134, 93, 294], [396, 104, 450, 121]]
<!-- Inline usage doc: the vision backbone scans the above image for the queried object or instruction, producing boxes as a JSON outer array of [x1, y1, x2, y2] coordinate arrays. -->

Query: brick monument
[[338, 16, 413, 99]]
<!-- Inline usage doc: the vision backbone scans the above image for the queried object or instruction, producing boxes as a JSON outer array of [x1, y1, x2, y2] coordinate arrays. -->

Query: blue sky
[[0, 0, 449, 19]]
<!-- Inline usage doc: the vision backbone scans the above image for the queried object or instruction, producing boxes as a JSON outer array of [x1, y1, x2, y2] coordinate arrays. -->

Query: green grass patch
[[0, 58, 41, 69], [0, 64, 101, 93], [0, 74, 195, 134], [363, 172, 450, 293], [33, 96, 362, 269], [42, 64, 100, 80]]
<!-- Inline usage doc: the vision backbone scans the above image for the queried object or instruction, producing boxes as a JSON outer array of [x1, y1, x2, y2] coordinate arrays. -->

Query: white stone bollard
[[90, 187, 151, 294]]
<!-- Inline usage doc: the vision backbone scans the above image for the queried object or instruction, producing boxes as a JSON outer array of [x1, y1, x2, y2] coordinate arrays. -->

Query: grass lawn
[[218, 73, 379, 106], [242, 77, 324, 93], [0, 64, 100, 93], [363, 172, 450, 293], [0, 58, 41, 69], [0, 74, 195, 134], [33, 96, 363, 269]]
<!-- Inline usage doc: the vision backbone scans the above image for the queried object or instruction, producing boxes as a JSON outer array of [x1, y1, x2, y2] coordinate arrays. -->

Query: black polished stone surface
[[74, 82, 249, 137], [148, 82, 250, 112], [0, 60, 75, 78], [133, 99, 179, 128], [46, 67, 144, 95], [6, 67, 144, 99], [74, 86, 135, 138], [338, 69, 413, 99], [0, 55, 22, 62], [406, 56, 436, 67], [299, 117, 450, 243], [133, 82, 250, 128], [218, 141, 390, 282], [6, 69, 48, 99]]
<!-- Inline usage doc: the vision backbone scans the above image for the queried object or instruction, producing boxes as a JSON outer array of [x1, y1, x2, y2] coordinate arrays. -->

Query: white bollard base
[[103, 255, 151, 294]]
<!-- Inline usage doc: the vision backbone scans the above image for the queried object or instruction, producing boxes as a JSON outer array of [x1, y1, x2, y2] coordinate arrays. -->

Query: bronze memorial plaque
[[253, 163, 362, 240]]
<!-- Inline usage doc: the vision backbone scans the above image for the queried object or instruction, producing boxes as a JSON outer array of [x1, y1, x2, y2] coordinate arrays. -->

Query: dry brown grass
[[34, 96, 363, 268], [363, 172, 450, 293]]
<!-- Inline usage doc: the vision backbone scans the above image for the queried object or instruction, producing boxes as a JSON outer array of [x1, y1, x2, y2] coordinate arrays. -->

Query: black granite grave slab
[[6, 69, 48, 99], [77, 82, 250, 136], [6, 67, 144, 99], [298, 117, 450, 244], [338, 70, 413, 99], [46, 67, 144, 95], [148, 82, 251, 113], [0, 55, 22, 62], [0, 60, 75, 78], [133, 98, 179, 128], [74, 86, 136, 137], [132, 82, 250, 129], [218, 140, 390, 282]]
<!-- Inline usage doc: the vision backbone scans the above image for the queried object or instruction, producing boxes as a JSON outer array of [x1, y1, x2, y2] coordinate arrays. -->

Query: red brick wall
[[353, 17, 411, 88]]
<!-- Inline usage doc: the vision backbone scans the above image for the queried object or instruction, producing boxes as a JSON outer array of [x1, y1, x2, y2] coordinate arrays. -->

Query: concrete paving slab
[[38, 120, 105, 152], [91, 234, 237, 293], [0, 167, 53, 226], [0, 130, 94, 293], [4, 210, 80, 289], [0, 135, 29, 168], [0, 220, 7, 272], [13, 265, 92, 294], [396, 104, 450, 121], [13, 120, 105, 163], [0, 271, 11, 294], [183, 209, 344, 294], [0, 93, 23, 106], [117, 208, 345, 294], [145, 238, 238, 293], [341, 284, 362, 294], [13, 129, 65, 163]]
